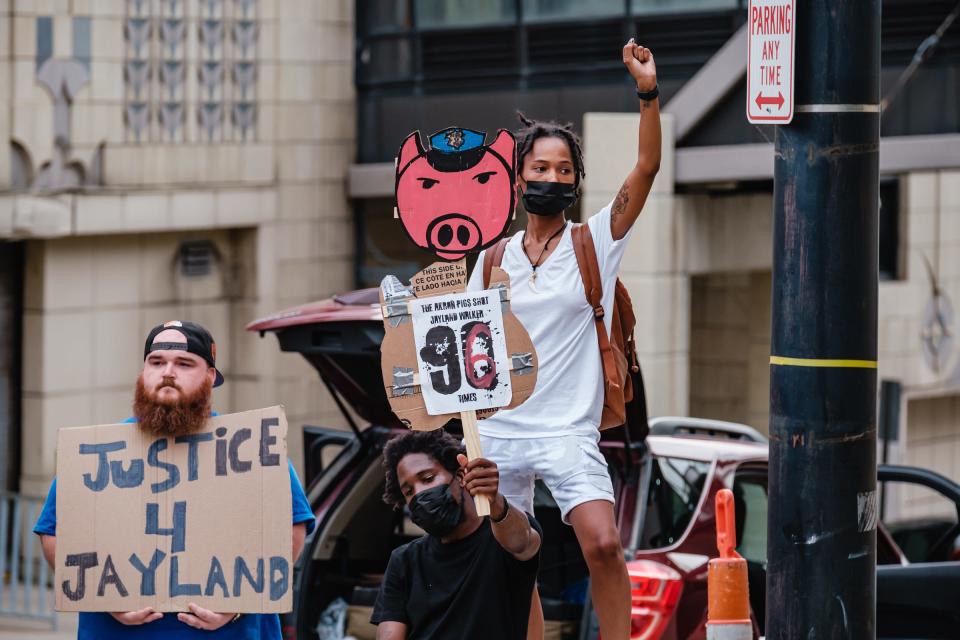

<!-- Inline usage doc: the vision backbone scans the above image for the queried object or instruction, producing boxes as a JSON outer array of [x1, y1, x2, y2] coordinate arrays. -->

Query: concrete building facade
[[0, 0, 356, 496]]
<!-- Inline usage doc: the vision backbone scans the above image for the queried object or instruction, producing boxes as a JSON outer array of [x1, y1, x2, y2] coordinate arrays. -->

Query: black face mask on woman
[[522, 180, 579, 216], [408, 482, 464, 537]]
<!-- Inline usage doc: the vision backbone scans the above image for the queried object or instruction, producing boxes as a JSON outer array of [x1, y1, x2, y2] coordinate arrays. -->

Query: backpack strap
[[482, 238, 510, 289], [571, 224, 620, 392]]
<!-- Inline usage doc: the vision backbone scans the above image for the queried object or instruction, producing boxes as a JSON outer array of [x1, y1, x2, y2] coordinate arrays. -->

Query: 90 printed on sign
[[420, 321, 498, 400], [412, 292, 512, 415]]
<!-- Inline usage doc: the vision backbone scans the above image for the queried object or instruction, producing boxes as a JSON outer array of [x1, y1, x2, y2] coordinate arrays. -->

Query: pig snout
[[426, 214, 482, 255]]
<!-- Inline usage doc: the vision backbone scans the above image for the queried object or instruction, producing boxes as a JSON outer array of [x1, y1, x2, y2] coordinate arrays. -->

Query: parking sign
[[747, 0, 796, 124]]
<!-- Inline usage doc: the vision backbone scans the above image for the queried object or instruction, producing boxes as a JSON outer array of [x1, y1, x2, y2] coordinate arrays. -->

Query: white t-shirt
[[467, 201, 633, 439]]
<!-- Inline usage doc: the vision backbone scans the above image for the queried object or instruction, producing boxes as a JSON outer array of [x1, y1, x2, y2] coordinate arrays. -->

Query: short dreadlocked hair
[[382, 430, 465, 510], [515, 111, 586, 186]]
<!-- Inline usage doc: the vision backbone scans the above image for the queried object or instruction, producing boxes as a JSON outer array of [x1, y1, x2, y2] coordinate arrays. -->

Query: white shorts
[[480, 434, 614, 524]]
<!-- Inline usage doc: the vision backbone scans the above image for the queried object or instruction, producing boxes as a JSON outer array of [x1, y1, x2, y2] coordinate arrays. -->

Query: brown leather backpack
[[482, 224, 642, 431]]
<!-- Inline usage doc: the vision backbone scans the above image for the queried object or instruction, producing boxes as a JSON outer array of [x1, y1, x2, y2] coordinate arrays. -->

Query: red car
[[249, 290, 960, 640]]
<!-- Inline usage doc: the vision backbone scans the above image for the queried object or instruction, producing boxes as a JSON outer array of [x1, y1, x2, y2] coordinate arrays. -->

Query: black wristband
[[490, 497, 510, 523], [636, 84, 659, 101]]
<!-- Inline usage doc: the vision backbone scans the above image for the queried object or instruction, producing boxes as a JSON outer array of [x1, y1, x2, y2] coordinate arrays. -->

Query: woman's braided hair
[[515, 111, 586, 186]]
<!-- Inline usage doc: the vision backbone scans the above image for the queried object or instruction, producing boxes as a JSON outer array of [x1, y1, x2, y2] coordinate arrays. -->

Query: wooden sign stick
[[460, 409, 491, 516]]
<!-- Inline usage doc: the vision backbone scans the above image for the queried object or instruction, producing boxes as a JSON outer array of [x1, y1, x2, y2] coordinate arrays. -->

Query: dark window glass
[[522, 0, 622, 22], [415, 0, 516, 28], [879, 176, 901, 281], [356, 199, 433, 289], [360, 0, 412, 33], [420, 28, 518, 79], [36, 16, 53, 71], [881, 480, 959, 564], [73, 17, 92, 68], [632, 0, 739, 14], [637, 456, 710, 549], [359, 38, 414, 83], [733, 475, 768, 564]]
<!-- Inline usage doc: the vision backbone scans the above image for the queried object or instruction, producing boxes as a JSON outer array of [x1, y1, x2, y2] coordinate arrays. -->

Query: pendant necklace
[[524, 222, 566, 292]]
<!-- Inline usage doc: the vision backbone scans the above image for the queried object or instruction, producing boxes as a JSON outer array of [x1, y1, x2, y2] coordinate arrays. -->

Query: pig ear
[[488, 129, 516, 169], [396, 131, 426, 171]]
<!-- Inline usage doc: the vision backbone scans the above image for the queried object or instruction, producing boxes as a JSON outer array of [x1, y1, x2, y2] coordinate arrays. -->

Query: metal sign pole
[[766, 1, 881, 638]]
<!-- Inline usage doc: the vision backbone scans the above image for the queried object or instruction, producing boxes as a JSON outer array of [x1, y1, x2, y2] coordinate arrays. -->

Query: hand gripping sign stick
[[707, 489, 752, 640], [458, 410, 487, 515], [379, 127, 539, 517]]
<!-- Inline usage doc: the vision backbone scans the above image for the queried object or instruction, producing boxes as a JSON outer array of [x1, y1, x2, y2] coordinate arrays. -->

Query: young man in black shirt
[[372, 430, 543, 640]]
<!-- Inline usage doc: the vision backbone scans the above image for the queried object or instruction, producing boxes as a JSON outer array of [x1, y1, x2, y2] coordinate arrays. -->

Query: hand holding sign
[[457, 454, 500, 501], [177, 603, 236, 630], [110, 607, 163, 626]]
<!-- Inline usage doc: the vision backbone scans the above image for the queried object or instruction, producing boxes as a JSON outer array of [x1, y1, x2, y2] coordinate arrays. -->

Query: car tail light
[[627, 559, 684, 640]]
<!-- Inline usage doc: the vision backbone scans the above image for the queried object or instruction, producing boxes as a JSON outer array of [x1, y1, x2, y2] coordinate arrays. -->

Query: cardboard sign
[[395, 127, 516, 261], [379, 261, 538, 431], [411, 290, 512, 415], [411, 261, 467, 297], [747, 0, 795, 124], [54, 407, 293, 613]]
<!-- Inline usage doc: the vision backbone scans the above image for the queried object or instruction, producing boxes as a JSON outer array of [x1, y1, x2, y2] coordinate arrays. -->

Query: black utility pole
[[767, 2, 881, 639]]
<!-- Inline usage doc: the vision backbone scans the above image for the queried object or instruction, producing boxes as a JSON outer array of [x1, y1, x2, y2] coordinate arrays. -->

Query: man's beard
[[134, 376, 213, 437]]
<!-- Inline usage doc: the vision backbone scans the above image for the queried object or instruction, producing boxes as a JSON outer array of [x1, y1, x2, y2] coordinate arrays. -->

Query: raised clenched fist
[[622, 39, 657, 93]]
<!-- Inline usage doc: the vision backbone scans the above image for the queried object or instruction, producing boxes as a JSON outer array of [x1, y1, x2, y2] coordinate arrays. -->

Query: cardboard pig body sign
[[380, 261, 538, 430], [54, 406, 292, 613]]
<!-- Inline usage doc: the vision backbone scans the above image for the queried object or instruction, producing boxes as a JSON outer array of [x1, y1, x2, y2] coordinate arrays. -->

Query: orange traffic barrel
[[707, 489, 752, 640]]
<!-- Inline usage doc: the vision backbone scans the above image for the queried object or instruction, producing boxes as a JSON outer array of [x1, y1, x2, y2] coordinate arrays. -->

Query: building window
[[522, 0, 622, 22], [879, 176, 901, 281], [124, 0, 259, 143], [361, 0, 412, 33], [414, 0, 517, 29], [355, 199, 433, 289], [0, 243, 24, 492], [357, 0, 746, 88], [632, 0, 740, 14], [359, 38, 414, 83]]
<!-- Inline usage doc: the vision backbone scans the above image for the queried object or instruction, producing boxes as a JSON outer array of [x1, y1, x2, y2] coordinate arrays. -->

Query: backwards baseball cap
[[143, 320, 224, 387]]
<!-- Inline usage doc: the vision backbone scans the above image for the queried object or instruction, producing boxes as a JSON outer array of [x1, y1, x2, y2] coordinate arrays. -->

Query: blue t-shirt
[[33, 415, 316, 640]]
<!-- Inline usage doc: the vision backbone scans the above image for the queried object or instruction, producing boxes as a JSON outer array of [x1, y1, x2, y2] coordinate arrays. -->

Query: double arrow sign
[[754, 91, 785, 109], [747, 0, 795, 123]]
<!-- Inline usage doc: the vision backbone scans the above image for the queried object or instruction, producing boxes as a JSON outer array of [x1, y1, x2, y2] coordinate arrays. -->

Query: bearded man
[[33, 321, 315, 639]]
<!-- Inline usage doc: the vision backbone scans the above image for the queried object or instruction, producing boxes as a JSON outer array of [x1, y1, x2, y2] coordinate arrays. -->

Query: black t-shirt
[[371, 514, 542, 639]]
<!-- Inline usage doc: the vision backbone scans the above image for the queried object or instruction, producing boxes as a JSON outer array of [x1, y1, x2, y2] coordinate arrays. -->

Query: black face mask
[[408, 483, 464, 537], [522, 180, 579, 216]]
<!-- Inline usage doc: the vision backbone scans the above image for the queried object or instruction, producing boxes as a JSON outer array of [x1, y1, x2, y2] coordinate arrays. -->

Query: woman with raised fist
[[467, 40, 661, 640]]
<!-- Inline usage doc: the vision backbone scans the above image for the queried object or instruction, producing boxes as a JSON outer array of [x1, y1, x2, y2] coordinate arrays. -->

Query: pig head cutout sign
[[382, 126, 537, 515], [395, 127, 516, 261]]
